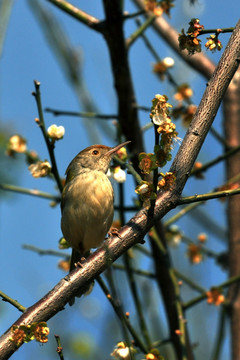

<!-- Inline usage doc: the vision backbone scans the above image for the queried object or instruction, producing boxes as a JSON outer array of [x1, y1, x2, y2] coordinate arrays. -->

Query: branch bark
[[102, 0, 145, 168], [224, 68, 240, 360]]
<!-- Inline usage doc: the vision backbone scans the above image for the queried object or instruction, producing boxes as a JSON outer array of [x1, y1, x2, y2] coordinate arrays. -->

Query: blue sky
[[1, 1, 240, 359]]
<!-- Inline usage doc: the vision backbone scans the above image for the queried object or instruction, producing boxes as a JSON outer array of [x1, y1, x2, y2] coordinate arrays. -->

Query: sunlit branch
[[199, 27, 234, 36], [22, 244, 70, 259], [126, 14, 156, 48], [179, 187, 240, 205], [46, 0, 101, 31], [0, 291, 26, 313], [0, 183, 60, 202]]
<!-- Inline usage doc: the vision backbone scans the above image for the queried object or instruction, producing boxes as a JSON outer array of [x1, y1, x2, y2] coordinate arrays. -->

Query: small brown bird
[[61, 141, 130, 276]]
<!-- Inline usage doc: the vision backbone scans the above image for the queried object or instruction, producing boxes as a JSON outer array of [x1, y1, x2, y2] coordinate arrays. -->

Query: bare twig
[[179, 187, 240, 205], [46, 0, 101, 31], [0, 291, 26, 313], [0, 183, 60, 202], [32, 80, 63, 193], [45, 108, 118, 120]]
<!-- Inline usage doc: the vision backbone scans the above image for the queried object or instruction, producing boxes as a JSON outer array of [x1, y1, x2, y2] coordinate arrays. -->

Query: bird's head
[[65, 141, 130, 181]]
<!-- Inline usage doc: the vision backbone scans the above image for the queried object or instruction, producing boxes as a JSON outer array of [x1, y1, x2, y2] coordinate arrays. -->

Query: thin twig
[[191, 145, 240, 177], [126, 15, 156, 48], [0, 291, 26, 313], [45, 107, 118, 119], [210, 307, 227, 360], [184, 275, 240, 310], [32, 80, 63, 193], [179, 187, 240, 205], [22, 244, 70, 259], [174, 269, 207, 294], [0, 183, 60, 202], [46, 0, 101, 31], [55, 335, 65, 360], [112, 263, 155, 278], [198, 27, 234, 36], [96, 276, 148, 354], [119, 181, 152, 349]]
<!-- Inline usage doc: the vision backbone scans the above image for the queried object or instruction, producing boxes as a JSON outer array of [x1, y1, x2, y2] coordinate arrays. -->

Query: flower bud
[[47, 124, 65, 140]]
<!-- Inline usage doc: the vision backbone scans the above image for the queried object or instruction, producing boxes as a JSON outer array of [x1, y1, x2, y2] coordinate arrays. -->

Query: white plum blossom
[[112, 166, 126, 183], [162, 56, 175, 68], [111, 342, 133, 359], [29, 161, 51, 178], [47, 124, 65, 140], [107, 167, 127, 183]]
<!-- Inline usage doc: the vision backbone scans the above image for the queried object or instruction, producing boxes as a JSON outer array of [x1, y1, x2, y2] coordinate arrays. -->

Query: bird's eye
[[92, 150, 99, 155]]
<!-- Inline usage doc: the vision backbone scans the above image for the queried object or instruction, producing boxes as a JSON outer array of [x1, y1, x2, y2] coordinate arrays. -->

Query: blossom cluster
[[6, 124, 65, 179], [10, 322, 49, 346], [29, 160, 51, 178], [172, 104, 197, 128], [144, 349, 165, 360], [47, 124, 65, 141], [151, 94, 179, 157], [111, 341, 136, 359], [179, 18, 223, 55], [6, 134, 27, 156], [179, 18, 203, 54], [186, 233, 207, 264], [108, 146, 129, 183], [186, 244, 203, 264], [135, 181, 157, 203], [153, 57, 175, 81], [217, 181, 240, 202], [205, 34, 223, 52], [165, 224, 183, 247], [206, 287, 225, 306], [6, 134, 40, 167], [144, 0, 175, 17], [135, 95, 178, 206]]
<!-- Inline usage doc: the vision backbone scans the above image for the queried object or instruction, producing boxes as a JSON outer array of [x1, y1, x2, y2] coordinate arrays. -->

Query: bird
[[61, 141, 130, 302]]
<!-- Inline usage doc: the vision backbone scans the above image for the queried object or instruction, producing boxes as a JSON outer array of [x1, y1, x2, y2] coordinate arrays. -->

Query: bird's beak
[[106, 141, 131, 156]]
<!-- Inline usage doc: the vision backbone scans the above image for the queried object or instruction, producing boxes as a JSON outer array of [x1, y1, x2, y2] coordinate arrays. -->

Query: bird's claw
[[74, 257, 87, 268], [108, 227, 122, 239]]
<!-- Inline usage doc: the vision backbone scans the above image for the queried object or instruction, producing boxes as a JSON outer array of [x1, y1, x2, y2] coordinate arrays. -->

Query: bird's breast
[[61, 170, 114, 254]]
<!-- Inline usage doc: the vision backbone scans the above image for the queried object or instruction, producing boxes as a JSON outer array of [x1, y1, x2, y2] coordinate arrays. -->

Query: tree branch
[[224, 67, 240, 358], [0, 183, 60, 202], [102, 0, 145, 169], [46, 0, 102, 31]]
